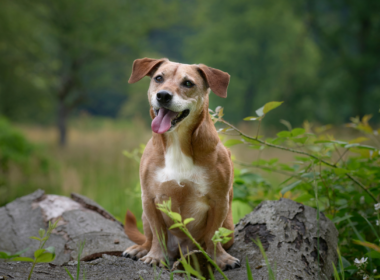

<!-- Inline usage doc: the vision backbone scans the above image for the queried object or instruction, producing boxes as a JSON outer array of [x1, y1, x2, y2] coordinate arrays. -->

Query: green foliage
[[0, 219, 60, 280], [0, 117, 49, 205], [214, 101, 380, 279]]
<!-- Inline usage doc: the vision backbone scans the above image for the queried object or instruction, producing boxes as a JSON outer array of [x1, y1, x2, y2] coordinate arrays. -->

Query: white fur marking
[[155, 133, 209, 196]]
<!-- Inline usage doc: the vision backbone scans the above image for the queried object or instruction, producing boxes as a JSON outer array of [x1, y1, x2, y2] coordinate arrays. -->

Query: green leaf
[[221, 237, 232, 244], [218, 227, 234, 236], [279, 164, 294, 171], [281, 180, 302, 195], [34, 248, 46, 259], [243, 116, 259, 121], [29, 236, 41, 241], [39, 228, 46, 238], [333, 168, 349, 175], [44, 246, 55, 254], [183, 218, 195, 225], [9, 248, 30, 259], [224, 139, 243, 147], [246, 257, 253, 280], [263, 101, 283, 114], [12, 257, 35, 262], [169, 212, 182, 222], [344, 143, 377, 150], [277, 131, 291, 138], [36, 252, 55, 263], [65, 267, 75, 280], [0, 251, 11, 259], [292, 136, 308, 144], [169, 223, 183, 230], [331, 215, 352, 224], [367, 250, 380, 259], [242, 136, 260, 145], [291, 128, 305, 137], [341, 256, 351, 268]]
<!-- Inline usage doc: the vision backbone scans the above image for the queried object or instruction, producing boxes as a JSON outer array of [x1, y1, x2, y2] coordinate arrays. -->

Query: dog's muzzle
[[156, 90, 173, 105]]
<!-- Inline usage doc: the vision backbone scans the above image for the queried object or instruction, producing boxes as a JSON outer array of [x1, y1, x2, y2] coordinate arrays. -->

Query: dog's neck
[[151, 101, 220, 163]]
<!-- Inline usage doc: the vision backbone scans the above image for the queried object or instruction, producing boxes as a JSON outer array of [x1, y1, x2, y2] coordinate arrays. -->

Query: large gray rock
[[218, 198, 339, 280], [0, 190, 134, 265], [0, 192, 338, 280], [0, 254, 185, 280]]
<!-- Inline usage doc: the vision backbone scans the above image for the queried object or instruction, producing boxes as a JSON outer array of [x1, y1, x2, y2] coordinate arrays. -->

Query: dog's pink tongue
[[151, 108, 178, 134]]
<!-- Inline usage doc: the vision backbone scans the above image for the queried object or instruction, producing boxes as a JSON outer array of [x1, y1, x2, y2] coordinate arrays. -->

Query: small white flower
[[373, 269, 377, 273], [354, 257, 368, 265], [375, 203, 380, 211], [377, 220, 379, 226]]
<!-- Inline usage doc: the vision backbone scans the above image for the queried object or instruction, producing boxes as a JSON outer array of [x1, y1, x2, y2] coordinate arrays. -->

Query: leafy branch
[[211, 102, 378, 203]]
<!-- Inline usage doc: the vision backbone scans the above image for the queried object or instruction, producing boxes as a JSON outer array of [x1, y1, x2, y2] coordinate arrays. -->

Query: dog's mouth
[[151, 108, 190, 134]]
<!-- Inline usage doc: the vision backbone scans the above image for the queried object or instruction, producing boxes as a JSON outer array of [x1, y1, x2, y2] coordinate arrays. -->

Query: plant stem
[[219, 118, 378, 202], [28, 262, 36, 280], [180, 228, 229, 280], [256, 119, 261, 139]]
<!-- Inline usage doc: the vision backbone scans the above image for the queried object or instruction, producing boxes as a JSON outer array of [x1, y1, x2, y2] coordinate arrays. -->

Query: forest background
[[1, 1, 380, 277]]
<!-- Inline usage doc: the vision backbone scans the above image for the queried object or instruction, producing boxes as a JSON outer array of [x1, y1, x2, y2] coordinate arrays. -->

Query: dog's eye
[[183, 80, 194, 88], [154, 75, 164, 83]]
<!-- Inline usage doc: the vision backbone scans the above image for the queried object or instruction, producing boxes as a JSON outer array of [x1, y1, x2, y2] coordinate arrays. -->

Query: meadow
[[4, 117, 150, 223]]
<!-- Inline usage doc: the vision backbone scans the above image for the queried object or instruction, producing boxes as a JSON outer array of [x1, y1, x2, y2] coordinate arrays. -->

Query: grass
[[3, 116, 367, 224], [3, 117, 150, 224], [3, 116, 292, 224]]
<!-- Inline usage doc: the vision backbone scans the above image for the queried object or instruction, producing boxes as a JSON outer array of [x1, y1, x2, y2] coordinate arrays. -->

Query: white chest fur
[[155, 133, 209, 196]]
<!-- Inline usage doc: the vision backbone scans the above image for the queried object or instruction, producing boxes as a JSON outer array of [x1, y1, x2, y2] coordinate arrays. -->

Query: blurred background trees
[[1, 0, 379, 144]]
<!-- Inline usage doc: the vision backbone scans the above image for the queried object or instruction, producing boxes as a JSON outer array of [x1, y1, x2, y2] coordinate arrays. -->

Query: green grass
[[2, 117, 150, 225]]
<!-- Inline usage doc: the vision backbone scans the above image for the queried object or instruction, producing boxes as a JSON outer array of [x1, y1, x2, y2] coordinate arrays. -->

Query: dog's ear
[[197, 64, 230, 98], [128, 58, 167, 84]]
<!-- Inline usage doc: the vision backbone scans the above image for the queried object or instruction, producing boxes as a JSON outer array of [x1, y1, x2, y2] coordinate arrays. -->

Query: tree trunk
[[243, 87, 255, 119], [57, 97, 68, 147]]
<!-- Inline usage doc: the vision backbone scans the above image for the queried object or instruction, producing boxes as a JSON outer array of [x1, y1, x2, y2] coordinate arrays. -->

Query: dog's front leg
[[204, 196, 240, 271], [139, 195, 168, 267]]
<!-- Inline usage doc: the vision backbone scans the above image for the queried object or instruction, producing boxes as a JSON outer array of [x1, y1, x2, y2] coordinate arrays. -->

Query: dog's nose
[[156, 91, 173, 104]]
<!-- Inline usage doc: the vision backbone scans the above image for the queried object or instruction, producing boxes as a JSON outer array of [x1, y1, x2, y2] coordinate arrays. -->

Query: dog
[[122, 58, 240, 271]]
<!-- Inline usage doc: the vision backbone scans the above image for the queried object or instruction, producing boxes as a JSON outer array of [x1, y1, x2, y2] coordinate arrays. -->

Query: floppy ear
[[128, 58, 167, 84], [197, 64, 230, 98]]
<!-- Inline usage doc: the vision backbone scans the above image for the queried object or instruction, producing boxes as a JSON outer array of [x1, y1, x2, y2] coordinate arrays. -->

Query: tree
[[306, 0, 380, 122], [184, 0, 321, 125], [0, 0, 178, 146]]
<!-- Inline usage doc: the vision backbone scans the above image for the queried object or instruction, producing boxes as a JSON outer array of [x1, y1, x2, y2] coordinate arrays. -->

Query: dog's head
[[128, 58, 230, 134]]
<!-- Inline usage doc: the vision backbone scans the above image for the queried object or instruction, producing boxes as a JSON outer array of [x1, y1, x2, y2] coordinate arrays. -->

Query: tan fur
[[123, 58, 239, 270], [124, 210, 145, 245]]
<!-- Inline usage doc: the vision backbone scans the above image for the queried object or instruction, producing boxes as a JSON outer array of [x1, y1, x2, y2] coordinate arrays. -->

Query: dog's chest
[[155, 136, 209, 196]]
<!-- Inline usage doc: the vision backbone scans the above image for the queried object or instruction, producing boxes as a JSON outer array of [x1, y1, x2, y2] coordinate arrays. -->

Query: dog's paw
[[140, 252, 166, 267], [122, 245, 149, 260], [216, 252, 241, 271]]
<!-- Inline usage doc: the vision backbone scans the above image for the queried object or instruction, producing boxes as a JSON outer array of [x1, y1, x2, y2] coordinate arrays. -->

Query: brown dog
[[122, 58, 240, 270]]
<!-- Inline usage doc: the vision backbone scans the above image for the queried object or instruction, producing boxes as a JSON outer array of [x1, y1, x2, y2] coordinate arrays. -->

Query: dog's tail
[[124, 210, 146, 245]]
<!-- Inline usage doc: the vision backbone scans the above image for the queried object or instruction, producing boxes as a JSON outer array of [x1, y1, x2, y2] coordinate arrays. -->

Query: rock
[[0, 254, 186, 280], [0, 190, 134, 265], [217, 198, 339, 280], [0, 192, 338, 280]]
